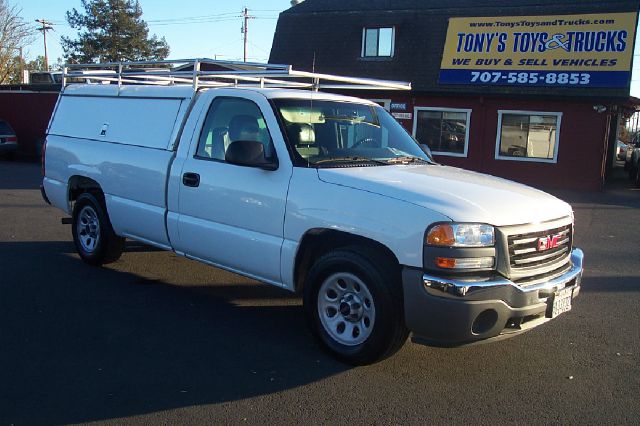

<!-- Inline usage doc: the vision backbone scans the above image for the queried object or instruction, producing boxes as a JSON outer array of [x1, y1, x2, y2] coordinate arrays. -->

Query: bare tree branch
[[0, 0, 34, 83]]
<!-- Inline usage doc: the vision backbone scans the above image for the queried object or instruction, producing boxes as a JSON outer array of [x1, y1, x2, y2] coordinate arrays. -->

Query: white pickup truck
[[42, 60, 583, 365]]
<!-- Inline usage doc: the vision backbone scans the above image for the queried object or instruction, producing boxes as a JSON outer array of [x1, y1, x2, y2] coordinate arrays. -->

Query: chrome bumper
[[403, 248, 584, 346], [423, 248, 584, 299]]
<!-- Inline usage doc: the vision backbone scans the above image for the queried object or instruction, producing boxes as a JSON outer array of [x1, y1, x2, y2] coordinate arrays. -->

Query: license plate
[[547, 287, 573, 318]]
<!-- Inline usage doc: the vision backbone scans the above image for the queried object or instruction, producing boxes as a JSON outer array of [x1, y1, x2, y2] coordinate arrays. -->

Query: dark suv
[[0, 120, 18, 159]]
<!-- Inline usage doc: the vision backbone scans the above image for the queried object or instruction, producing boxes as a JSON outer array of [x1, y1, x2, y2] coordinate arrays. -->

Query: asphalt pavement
[[0, 161, 638, 425]]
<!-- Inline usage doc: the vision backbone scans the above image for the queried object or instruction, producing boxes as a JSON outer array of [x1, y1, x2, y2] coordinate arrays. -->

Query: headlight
[[426, 223, 495, 247]]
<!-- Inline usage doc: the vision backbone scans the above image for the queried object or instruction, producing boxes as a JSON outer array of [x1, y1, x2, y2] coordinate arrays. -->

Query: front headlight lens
[[426, 223, 495, 247]]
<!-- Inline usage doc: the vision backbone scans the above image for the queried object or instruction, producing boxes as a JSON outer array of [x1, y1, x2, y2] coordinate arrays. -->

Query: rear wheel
[[303, 247, 409, 365], [72, 192, 124, 265]]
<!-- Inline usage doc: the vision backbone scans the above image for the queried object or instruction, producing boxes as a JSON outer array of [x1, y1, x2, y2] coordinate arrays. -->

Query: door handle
[[182, 172, 200, 187]]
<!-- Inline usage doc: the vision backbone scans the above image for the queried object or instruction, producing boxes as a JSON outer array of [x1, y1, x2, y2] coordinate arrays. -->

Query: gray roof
[[286, 0, 624, 13]]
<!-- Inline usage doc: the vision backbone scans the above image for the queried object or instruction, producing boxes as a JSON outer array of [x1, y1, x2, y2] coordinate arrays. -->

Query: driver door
[[172, 92, 293, 284]]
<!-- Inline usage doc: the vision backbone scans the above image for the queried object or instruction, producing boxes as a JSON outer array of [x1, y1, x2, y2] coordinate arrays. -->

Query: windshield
[[274, 99, 432, 167]]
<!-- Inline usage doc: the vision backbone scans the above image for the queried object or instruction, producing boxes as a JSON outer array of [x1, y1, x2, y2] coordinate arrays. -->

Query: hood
[[317, 164, 572, 227]]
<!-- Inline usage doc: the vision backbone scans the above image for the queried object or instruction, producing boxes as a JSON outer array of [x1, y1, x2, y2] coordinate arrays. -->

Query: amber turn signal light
[[435, 256, 495, 270], [426, 224, 455, 246], [436, 257, 457, 268]]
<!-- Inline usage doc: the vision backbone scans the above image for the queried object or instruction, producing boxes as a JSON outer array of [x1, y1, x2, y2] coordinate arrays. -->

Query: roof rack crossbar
[[61, 58, 411, 93]]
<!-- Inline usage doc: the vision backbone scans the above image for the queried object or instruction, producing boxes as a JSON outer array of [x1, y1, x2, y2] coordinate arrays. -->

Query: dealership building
[[269, 0, 640, 190]]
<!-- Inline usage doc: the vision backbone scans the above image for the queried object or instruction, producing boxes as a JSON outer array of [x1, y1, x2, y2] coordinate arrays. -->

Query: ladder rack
[[62, 58, 411, 92]]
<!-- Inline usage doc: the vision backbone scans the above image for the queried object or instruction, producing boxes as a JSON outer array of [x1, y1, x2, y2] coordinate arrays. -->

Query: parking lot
[[1, 160, 638, 425]]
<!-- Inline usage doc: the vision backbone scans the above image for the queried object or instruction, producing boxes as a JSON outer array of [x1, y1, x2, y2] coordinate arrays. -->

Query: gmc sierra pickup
[[41, 60, 583, 365]]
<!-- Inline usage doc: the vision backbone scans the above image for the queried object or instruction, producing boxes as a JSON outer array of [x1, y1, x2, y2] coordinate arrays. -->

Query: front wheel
[[72, 192, 124, 265], [303, 247, 409, 365]]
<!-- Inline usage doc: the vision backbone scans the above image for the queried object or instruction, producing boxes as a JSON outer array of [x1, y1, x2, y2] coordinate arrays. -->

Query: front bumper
[[403, 248, 583, 346]]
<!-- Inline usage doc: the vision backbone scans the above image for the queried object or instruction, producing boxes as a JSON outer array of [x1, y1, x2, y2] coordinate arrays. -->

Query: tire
[[635, 166, 640, 188], [72, 192, 124, 265], [303, 246, 409, 365]]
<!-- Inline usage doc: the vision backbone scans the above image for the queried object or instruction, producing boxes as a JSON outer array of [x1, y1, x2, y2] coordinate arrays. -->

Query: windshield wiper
[[313, 156, 388, 166], [322, 115, 380, 127], [384, 156, 432, 164]]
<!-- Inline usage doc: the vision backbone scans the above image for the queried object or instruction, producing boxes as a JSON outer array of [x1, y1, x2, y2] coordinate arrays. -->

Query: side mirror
[[420, 143, 434, 160], [225, 140, 278, 171]]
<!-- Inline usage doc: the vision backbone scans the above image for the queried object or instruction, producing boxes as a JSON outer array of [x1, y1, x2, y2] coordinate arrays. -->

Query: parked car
[[41, 60, 584, 365], [624, 142, 634, 171], [0, 119, 18, 159], [616, 140, 628, 160], [627, 145, 640, 186], [29, 71, 63, 85]]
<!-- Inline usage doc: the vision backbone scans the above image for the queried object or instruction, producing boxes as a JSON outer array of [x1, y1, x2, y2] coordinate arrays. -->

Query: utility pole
[[18, 47, 25, 83], [241, 7, 254, 62], [35, 19, 54, 71]]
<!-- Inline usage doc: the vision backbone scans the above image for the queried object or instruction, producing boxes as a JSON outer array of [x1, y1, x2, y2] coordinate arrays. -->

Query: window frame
[[412, 106, 472, 158], [193, 96, 277, 165], [361, 27, 395, 58], [494, 110, 562, 164]]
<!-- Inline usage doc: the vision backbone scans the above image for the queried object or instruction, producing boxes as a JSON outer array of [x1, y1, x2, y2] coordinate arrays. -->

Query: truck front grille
[[508, 224, 572, 271]]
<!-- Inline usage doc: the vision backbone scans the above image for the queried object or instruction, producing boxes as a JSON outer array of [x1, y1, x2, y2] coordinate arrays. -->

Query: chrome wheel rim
[[317, 272, 375, 346], [77, 205, 100, 253]]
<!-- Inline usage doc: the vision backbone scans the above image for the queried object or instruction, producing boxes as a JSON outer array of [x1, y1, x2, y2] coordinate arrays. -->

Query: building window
[[362, 27, 394, 57], [495, 111, 561, 163], [413, 107, 471, 157]]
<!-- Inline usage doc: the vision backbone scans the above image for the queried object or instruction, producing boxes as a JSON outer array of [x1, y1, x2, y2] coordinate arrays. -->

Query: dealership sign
[[439, 12, 637, 87]]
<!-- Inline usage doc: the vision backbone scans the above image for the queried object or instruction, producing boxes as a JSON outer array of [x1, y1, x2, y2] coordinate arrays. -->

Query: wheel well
[[68, 176, 103, 209], [293, 229, 400, 293]]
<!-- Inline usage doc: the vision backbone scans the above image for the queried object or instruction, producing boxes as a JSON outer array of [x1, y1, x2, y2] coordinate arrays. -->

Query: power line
[[48, 11, 278, 28], [149, 17, 239, 26], [248, 40, 269, 55], [145, 10, 277, 25], [146, 11, 239, 23], [146, 16, 276, 26]]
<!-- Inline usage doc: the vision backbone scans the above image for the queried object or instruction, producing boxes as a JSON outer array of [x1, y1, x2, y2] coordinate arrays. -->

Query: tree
[[0, 0, 34, 84], [61, 0, 169, 63]]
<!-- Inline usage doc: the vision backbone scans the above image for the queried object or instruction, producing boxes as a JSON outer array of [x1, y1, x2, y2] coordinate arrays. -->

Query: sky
[[18, 0, 289, 63], [14, 0, 640, 96]]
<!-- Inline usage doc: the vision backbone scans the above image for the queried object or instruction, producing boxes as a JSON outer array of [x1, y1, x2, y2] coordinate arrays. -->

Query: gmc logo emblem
[[537, 235, 559, 251]]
